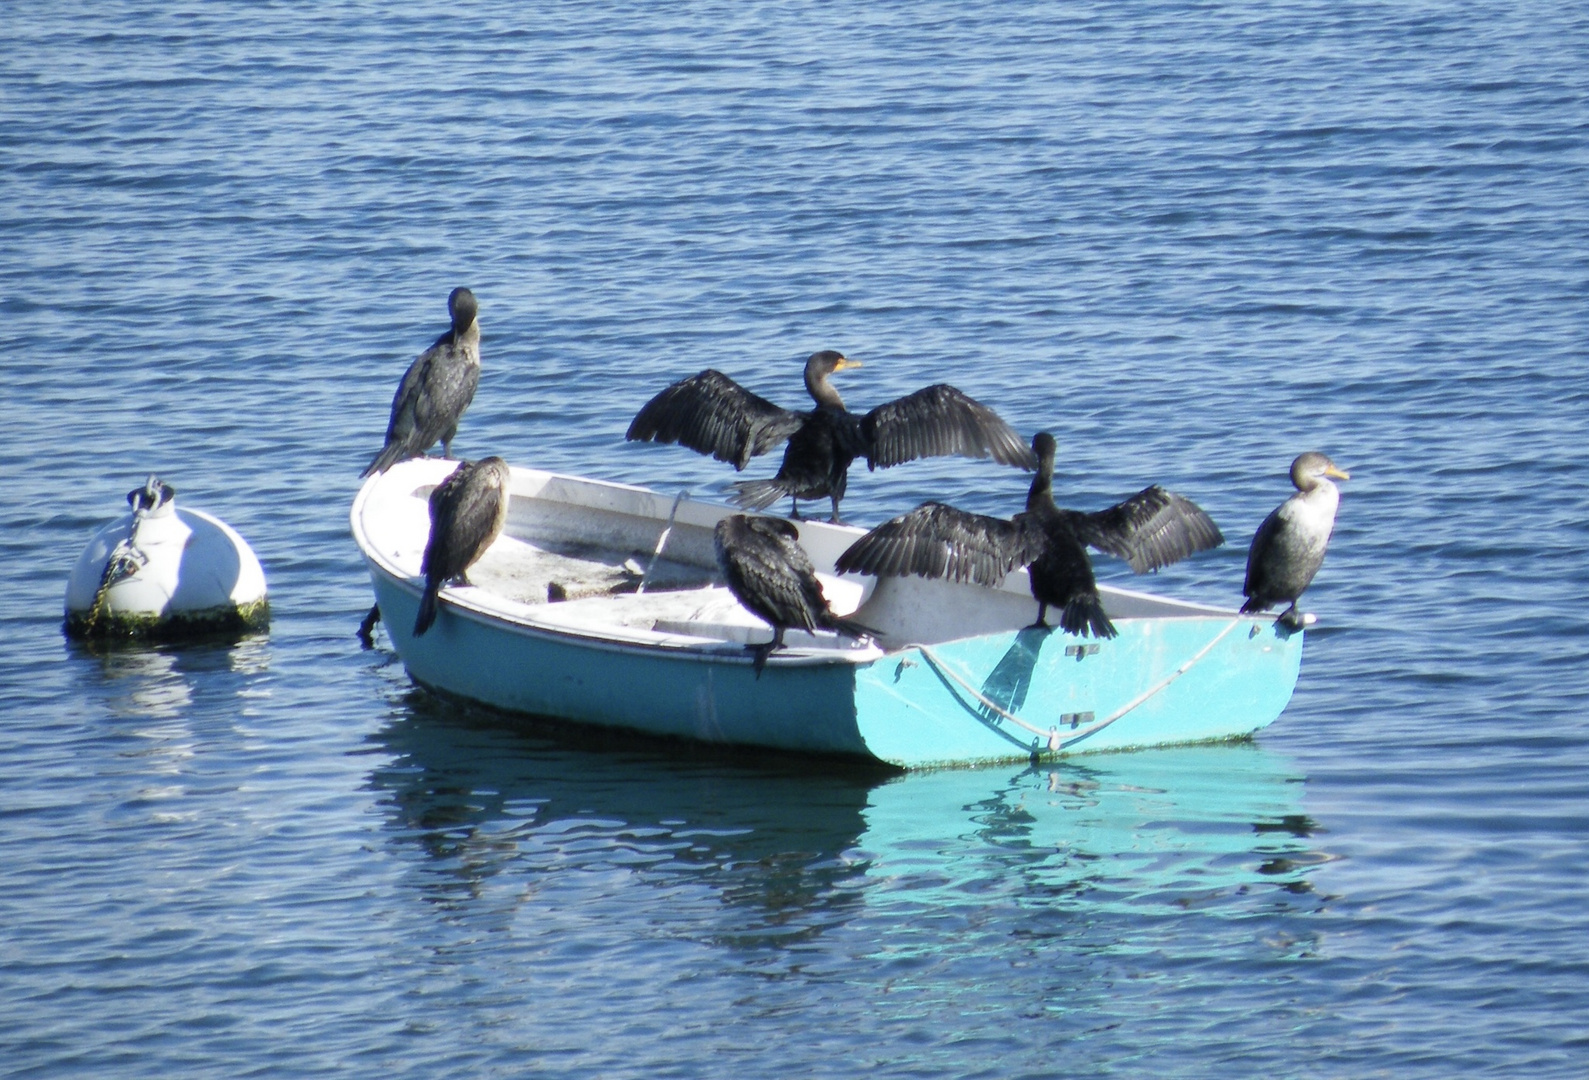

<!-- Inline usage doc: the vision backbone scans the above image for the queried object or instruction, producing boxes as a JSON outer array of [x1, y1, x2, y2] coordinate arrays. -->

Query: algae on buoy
[[64, 477, 270, 641]]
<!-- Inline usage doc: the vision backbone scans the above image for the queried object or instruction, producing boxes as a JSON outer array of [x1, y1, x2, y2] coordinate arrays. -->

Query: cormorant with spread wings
[[626, 350, 1036, 522], [835, 432, 1224, 638]]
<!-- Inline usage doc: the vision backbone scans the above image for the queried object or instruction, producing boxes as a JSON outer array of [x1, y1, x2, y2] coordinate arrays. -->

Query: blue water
[[4, 1, 1588, 1075]]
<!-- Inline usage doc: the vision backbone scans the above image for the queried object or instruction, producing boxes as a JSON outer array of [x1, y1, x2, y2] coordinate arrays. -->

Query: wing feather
[[860, 385, 1037, 470], [627, 370, 806, 469], [1075, 485, 1224, 573], [834, 501, 1034, 586]]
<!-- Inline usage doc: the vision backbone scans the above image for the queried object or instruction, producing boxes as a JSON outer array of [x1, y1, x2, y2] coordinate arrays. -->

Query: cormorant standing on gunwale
[[834, 432, 1224, 638], [362, 287, 481, 479], [413, 456, 511, 636], [714, 513, 875, 675], [626, 351, 1037, 522], [1241, 452, 1349, 629]]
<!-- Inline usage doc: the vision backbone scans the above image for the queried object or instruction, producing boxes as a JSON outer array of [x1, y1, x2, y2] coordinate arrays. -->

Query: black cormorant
[[713, 513, 874, 674], [835, 432, 1224, 638], [414, 456, 511, 636], [362, 287, 481, 479], [1241, 452, 1349, 628], [627, 351, 1037, 522]]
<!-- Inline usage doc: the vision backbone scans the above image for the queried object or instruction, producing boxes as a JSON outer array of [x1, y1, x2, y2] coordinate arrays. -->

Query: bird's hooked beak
[[833, 355, 862, 372], [1326, 464, 1351, 481]]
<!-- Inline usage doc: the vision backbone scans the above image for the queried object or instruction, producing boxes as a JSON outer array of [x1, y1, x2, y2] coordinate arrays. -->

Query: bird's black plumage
[[1241, 451, 1349, 628], [627, 351, 1037, 522], [835, 432, 1224, 638], [414, 456, 511, 636], [362, 287, 482, 479], [713, 513, 874, 674]]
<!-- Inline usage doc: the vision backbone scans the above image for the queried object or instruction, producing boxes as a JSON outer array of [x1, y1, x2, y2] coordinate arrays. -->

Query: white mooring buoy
[[64, 476, 269, 641]]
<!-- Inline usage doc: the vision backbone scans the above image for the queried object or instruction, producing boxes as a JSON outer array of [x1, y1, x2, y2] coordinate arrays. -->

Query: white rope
[[913, 642, 1064, 749], [913, 617, 1246, 754], [1054, 619, 1243, 749]]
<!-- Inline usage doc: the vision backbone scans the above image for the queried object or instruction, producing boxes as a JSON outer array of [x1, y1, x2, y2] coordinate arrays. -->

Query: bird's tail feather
[[413, 583, 440, 636], [1061, 594, 1117, 639], [826, 613, 881, 641], [728, 478, 788, 512], [361, 442, 411, 480], [1239, 596, 1266, 615]]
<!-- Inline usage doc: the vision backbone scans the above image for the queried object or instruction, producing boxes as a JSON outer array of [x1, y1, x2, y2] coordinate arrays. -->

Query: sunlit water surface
[[4, 2, 1588, 1076]]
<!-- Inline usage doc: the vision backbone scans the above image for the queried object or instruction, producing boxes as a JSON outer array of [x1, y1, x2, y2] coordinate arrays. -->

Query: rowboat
[[351, 458, 1305, 769]]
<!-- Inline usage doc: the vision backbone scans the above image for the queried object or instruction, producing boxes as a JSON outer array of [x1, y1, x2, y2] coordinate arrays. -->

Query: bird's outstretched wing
[[1073, 485, 1224, 573], [834, 501, 1044, 586], [627, 370, 807, 470], [860, 385, 1037, 471]]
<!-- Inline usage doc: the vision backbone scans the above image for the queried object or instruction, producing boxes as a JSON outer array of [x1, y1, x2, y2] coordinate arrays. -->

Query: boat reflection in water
[[865, 743, 1325, 919], [368, 695, 1327, 937]]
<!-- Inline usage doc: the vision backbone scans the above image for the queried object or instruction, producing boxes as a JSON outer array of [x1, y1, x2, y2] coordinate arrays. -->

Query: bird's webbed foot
[[748, 628, 785, 678], [356, 604, 381, 648], [1277, 604, 1309, 632]]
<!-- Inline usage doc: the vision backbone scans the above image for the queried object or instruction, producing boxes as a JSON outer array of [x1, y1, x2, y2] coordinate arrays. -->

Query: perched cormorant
[[413, 456, 511, 636], [713, 513, 875, 674], [1241, 452, 1349, 628], [835, 432, 1224, 638], [627, 351, 1037, 522], [362, 287, 481, 479]]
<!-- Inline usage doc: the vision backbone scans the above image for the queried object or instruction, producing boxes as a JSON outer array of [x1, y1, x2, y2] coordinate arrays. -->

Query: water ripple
[[3, 0, 1589, 1076]]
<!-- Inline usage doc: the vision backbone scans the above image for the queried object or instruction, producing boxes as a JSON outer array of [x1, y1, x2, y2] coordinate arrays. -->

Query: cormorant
[[835, 432, 1224, 638], [1241, 452, 1349, 628], [414, 456, 511, 636], [713, 513, 875, 674], [627, 351, 1037, 522], [362, 287, 481, 479]]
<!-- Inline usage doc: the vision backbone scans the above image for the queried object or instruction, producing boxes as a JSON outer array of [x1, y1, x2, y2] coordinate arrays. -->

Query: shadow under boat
[[366, 690, 883, 925]]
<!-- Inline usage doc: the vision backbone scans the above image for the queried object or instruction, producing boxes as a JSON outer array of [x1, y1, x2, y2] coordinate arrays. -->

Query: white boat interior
[[353, 459, 1235, 661]]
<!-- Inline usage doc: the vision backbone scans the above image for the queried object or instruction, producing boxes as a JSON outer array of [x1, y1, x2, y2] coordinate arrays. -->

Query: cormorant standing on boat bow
[[413, 456, 511, 636], [714, 514, 875, 675], [835, 432, 1224, 638], [627, 350, 1037, 522], [362, 287, 481, 479], [1241, 452, 1349, 629]]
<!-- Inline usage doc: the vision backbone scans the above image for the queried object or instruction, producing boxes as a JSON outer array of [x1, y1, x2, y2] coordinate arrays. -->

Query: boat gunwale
[[351, 461, 1265, 668], [351, 462, 888, 669]]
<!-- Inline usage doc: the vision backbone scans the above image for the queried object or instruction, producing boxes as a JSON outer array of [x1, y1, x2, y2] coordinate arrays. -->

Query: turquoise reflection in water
[[370, 703, 1324, 943], [862, 745, 1324, 919]]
